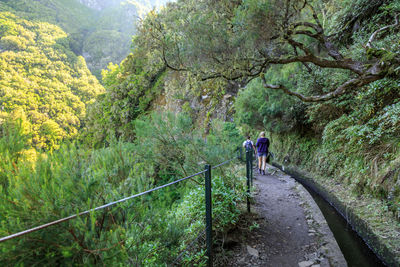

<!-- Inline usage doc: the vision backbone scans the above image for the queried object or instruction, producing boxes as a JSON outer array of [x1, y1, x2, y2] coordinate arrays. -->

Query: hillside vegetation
[[0, 113, 245, 266], [0, 11, 104, 151], [90, 0, 400, 210], [0, 0, 172, 76], [0, 3, 246, 266], [153, 0, 400, 211], [86, 0, 400, 264], [86, 0, 400, 209], [1, 0, 400, 265], [232, 0, 400, 211]]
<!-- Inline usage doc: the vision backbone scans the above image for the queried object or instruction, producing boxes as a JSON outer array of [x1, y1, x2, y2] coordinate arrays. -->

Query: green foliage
[[0, 1, 124, 74], [0, 0, 118, 74], [235, 67, 307, 134], [321, 77, 400, 150], [80, 2, 138, 73], [0, 112, 34, 191], [173, 172, 246, 265], [2, 0, 400, 262], [0, 0, 174, 74], [268, 75, 400, 206], [0, 142, 150, 265], [331, 0, 400, 43], [132, 112, 242, 182], [0, 0, 96, 34], [0, 112, 246, 265], [85, 42, 166, 145], [0, 11, 104, 151], [231, 0, 400, 217]]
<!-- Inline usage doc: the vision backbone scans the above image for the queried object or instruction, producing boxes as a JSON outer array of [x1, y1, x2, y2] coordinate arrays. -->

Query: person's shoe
[[262, 170, 265, 175], [259, 169, 261, 174]]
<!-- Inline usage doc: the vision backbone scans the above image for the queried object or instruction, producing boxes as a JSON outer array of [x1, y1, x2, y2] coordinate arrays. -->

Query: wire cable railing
[[0, 169, 207, 243], [0, 148, 252, 267], [171, 207, 227, 266], [172, 227, 208, 265], [211, 157, 237, 169]]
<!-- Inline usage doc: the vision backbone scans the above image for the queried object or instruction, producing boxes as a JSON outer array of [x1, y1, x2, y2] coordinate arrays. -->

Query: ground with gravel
[[222, 165, 347, 267]]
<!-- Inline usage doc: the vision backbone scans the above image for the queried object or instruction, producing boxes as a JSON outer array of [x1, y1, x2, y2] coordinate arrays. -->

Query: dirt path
[[224, 165, 347, 267]]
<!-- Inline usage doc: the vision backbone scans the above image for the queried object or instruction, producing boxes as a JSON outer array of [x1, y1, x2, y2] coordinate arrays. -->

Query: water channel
[[302, 183, 386, 267], [273, 164, 387, 266]]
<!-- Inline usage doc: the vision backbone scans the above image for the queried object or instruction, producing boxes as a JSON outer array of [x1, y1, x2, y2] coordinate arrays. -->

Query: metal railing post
[[250, 151, 253, 186], [246, 150, 251, 213], [204, 164, 213, 267]]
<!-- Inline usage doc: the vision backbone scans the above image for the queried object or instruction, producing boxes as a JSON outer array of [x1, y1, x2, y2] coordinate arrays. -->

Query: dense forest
[[1, 0, 400, 265], [0, 0, 171, 76], [0, 11, 104, 150]]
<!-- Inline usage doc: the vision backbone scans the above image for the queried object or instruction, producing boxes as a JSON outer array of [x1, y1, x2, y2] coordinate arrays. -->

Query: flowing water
[[302, 183, 386, 267], [273, 164, 387, 266]]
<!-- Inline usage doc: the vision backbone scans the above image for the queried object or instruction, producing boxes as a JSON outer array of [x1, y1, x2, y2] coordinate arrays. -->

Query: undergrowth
[[0, 112, 247, 266]]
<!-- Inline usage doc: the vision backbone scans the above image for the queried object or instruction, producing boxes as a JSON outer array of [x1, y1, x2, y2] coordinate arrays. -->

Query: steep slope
[[80, 1, 140, 75], [0, 11, 104, 150], [78, 0, 173, 75], [0, 0, 173, 76], [0, 0, 96, 33]]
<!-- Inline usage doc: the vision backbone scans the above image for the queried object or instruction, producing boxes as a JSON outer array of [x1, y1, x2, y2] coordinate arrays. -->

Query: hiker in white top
[[242, 136, 256, 154]]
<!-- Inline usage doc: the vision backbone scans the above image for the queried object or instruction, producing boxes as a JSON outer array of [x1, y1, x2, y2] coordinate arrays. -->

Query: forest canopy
[[0, 0, 174, 76], [0, 11, 104, 151]]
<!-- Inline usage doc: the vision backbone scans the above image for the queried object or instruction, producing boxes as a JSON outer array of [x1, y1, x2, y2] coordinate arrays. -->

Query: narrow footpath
[[225, 165, 347, 267]]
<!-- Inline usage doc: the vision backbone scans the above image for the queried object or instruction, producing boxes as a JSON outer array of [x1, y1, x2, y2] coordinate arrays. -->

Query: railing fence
[[0, 147, 255, 267]]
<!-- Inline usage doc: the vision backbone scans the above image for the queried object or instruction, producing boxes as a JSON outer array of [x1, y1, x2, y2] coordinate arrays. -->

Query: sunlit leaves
[[0, 11, 104, 151]]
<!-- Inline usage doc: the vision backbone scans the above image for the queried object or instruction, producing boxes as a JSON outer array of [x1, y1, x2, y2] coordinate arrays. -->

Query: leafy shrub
[[235, 75, 306, 134], [173, 171, 247, 265], [0, 112, 246, 266]]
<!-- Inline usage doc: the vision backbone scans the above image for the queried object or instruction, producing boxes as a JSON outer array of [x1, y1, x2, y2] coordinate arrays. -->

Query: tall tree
[[139, 0, 400, 102]]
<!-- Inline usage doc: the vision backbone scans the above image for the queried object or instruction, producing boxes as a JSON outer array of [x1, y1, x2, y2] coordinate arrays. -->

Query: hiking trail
[[224, 164, 347, 267]]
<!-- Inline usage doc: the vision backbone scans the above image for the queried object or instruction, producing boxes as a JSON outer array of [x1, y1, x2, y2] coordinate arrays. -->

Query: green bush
[[0, 112, 247, 266], [235, 75, 307, 134]]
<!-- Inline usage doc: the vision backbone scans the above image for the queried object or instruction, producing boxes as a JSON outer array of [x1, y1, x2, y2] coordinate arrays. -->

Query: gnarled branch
[[291, 17, 344, 61], [162, 46, 187, 72], [261, 73, 382, 102], [266, 54, 364, 75], [366, 14, 399, 49]]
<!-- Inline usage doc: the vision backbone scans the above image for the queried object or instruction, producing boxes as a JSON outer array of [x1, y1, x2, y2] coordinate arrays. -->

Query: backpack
[[245, 140, 253, 151]]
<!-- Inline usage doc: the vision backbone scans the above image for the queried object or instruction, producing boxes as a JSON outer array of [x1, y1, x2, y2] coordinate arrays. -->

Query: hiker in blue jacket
[[256, 131, 270, 175]]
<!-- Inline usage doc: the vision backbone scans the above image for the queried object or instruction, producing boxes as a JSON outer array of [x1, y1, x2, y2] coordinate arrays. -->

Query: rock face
[[157, 71, 238, 132]]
